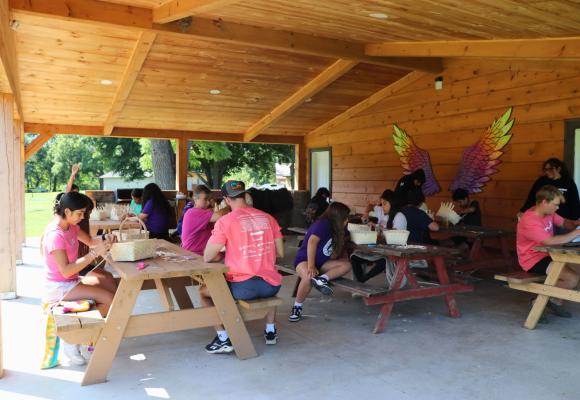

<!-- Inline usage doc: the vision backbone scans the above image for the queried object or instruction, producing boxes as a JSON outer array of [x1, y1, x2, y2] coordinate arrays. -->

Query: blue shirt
[[401, 206, 433, 244], [294, 218, 334, 268]]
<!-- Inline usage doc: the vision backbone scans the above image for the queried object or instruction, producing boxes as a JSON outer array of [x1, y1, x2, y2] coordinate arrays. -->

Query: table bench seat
[[238, 297, 283, 310], [495, 271, 546, 284], [54, 309, 105, 345]]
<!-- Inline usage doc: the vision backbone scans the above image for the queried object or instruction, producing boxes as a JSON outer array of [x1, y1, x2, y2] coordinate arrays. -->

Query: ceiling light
[[10, 20, 20, 31], [304, 97, 312, 103], [209, 89, 221, 95], [100, 79, 113, 86], [368, 12, 388, 19]]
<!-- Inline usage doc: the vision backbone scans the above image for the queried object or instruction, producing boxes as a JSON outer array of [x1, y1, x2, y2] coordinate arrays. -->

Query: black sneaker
[[288, 306, 303, 322], [264, 329, 277, 345], [205, 335, 234, 354], [547, 301, 572, 318], [311, 276, 333, 296]]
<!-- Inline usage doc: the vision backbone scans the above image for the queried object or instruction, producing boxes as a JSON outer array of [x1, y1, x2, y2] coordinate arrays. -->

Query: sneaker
[[311, 276, 333, 296], [205, 335, 234, 354], [288, 306, 303, 322], [80, 344, 93, 361], [63, 343, 86, 366], [547, 301, 572, 318], [264, 329, 277, 345]]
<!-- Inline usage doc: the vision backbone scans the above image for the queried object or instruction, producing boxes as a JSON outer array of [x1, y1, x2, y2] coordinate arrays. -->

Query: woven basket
[[350, 230, 378, 245], [113, 217, 150, 241], [347, 223, 372, 232], [384, 230, 410, 245], [110, 217, 156, 262]]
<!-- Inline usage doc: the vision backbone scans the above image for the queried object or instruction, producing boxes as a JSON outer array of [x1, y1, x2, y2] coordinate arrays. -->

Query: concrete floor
[[2, 238, 580, 400]]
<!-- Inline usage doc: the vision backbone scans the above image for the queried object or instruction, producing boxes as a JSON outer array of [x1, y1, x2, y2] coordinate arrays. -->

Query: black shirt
[[458, 200, 482, 226], [520, 176, 580, 220]]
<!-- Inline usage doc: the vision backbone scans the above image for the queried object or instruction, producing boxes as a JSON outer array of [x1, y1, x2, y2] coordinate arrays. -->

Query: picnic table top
[[535, 244, 580, 255], [107, 240, 227, 281], [438, 224, 514, 237], [355, 243, 460, 257]]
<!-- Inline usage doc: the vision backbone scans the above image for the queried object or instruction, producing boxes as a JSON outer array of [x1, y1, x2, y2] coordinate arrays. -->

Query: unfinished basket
[[384, 230, 410, 245], [110, 217, 156, 262], [113, 217, 150, 241], [347, 223, 371, 232]]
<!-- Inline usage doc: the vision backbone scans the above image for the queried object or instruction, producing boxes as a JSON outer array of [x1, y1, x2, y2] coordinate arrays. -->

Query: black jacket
[[520, 176, 580, 220]]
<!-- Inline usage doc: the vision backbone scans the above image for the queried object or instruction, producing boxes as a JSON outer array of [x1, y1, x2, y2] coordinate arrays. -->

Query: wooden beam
[[23, 123, 305, 144], [365, 37, 580, 59], [0, 0, 23, 118], [154, 0, 241, 24], [175, 137, 188, 193], [308, 71, 428, 137], [0, 94, 16, 299], [10, 0, 442, 72], [24, 131, 53, 161], [244, 59, 357, 142], [103, 31, 156, 135], [12, 118, 23, 261], [296, 143, 307, 191]]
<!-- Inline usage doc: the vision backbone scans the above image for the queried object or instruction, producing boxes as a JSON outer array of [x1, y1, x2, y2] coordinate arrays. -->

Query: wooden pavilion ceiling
[[1, 0, 579, 142]]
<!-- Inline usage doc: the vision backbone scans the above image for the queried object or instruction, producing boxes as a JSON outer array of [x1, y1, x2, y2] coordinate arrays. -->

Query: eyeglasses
[[543, 166, 555, 172]]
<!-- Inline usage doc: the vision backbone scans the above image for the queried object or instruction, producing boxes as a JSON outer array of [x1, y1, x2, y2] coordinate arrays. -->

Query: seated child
[[452, 188, 482, 226], [129, 188, 143, 215], [401, 187, 439, 244]]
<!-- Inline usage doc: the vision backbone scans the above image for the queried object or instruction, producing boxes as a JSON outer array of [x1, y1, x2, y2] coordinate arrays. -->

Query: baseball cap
[[221, 180, 247, 198]]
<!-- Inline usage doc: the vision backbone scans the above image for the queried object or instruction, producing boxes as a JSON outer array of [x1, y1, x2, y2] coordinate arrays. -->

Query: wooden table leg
[[433, 256, 460, 318], [469, 238, 482, 261], [203, 272, 257, 359], [524, 261, 566, 329], [373, 258, 409, 334], [171, 284, 194, 310], [82, 279, 143, 386], [154, 278, 174, 311]]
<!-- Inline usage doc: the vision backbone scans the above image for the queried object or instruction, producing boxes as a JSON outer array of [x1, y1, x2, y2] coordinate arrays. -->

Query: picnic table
[[510, 245, 580, 329], [89, 218, 141, 236], [77, 240, 258, 385], [438, 224, 517, 273], [354, 243, 473, 333]]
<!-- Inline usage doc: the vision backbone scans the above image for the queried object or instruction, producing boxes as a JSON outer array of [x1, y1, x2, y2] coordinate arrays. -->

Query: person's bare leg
[[319, 259, 352, 280], [199, 285, 225, 331], [82, 270, 117, 294], [295, 262, 313, 303], [265, 309, 276, 324]]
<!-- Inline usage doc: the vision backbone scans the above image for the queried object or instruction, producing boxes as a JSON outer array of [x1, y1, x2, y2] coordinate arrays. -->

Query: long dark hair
[[319, 201, 350, 257], [312, 187, 330, 202], [54, 192, 92, 218], [543, 158, 570, 179], [142, 183, 172, 214], [380, 189, 403, 229]]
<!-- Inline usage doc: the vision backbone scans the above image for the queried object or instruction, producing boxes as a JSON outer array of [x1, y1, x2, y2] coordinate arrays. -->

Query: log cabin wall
[[305, 61, 580, 230]]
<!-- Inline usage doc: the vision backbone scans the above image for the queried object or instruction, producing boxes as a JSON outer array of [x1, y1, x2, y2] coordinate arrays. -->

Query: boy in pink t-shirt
[[516, 185, 580, 318], [181, 185, 228, 255], [201, 181, 284, 354]]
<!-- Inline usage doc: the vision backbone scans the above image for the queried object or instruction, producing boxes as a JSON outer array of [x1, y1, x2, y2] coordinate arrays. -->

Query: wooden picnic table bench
[[495, 244, 580, 329], [438, 224, 517, 273], [63, 240, 280, 386]]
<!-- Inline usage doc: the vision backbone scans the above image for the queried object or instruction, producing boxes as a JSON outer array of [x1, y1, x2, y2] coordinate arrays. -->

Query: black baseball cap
[[221, 180, 247, 198]]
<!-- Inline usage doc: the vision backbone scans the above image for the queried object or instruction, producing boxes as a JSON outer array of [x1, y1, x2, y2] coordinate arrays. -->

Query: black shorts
[[528, 256, 551, 275]]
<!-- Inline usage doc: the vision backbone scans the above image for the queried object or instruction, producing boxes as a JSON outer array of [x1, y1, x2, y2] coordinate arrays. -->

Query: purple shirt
[[294, 218, 334, 268], [142, 200, 169, 234], [181, 207, 213, 255]]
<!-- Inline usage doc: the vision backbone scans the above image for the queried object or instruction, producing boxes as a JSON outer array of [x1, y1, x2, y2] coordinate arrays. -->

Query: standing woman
[[42, 192, 117, 364], [139, 183, 172, 240], [289, 201, 352, 322], [520, 158, 580, 221]]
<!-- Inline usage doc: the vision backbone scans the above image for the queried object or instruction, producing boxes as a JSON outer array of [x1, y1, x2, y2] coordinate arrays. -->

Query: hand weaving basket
[[384, 229, 410, 245], [110, 217, 156, 262]]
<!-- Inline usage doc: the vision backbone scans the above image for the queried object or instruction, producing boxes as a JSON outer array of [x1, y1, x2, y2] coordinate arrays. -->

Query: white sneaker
[[80, 344, 93, 361], [63, 342, 86, 366]]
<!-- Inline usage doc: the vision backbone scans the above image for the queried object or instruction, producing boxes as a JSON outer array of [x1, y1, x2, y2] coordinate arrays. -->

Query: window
[[310, 148, 332, 196], [564, 119, 580, 188]]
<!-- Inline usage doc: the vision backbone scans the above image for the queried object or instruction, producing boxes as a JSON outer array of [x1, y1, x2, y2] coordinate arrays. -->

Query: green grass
[[26, 192, 58, 238]]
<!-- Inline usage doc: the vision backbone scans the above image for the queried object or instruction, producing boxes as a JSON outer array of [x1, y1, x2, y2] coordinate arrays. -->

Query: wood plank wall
[[306, 61, 580, 230]]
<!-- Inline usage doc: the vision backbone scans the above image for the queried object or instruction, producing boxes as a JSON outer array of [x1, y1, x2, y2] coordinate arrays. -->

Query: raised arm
[[65, 164, 80, 192]]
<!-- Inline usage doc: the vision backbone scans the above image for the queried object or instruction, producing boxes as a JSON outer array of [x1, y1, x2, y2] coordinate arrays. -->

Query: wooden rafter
[[154, 0, 241, 24], [308, 71, 428, 137], [366, 37, 580, 59], [0, 0, 23, 118], [103, 31, 156, 135], [24, 131, 53, 161], [244, 59, 357, 142], [9, 0, 442, 72], [23, 123, 305, 145]]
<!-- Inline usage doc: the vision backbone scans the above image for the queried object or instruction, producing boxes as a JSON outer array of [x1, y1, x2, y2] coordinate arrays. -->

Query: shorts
[[227, 277, 281, 300], [528, 256, 552, 275], [43, 279, 81, 304]]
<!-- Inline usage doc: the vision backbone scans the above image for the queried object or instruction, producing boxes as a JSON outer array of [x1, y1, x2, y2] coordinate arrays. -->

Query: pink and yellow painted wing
[[393, 124, 441, 196], [449, 107, 515, 194]]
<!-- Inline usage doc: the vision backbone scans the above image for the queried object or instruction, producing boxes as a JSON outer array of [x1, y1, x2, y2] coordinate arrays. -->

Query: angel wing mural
[[393, 124, 441, 196], [393, 107, 515, 196]]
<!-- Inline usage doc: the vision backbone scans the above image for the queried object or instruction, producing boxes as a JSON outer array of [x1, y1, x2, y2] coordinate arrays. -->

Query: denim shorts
[[228, 277, 281, 300]]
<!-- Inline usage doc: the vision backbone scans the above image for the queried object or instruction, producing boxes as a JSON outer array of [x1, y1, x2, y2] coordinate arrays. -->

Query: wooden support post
[[24, 132, 53, 161], [13, 119, 23, 262], [175, 137, 189, 220], [296, 142, 307, 191], [0, 94, 16, 299], [0, 300, 2, 378]]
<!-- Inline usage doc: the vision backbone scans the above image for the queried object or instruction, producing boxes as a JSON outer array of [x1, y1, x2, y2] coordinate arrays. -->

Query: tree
[[150, 139, 176, 189], [87, 137, 144, 181]]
